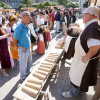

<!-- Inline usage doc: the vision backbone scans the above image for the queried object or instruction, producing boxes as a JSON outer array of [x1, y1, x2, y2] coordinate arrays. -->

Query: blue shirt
[[55, 11, 60, 21], [14, 22, 31, 48]]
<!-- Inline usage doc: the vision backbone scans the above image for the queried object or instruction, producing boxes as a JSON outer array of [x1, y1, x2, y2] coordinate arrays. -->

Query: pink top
[[50, 13, 55, 22]]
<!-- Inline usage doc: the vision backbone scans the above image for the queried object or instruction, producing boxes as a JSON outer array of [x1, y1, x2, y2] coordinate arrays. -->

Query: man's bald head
[[21, 11, 30, 18], [21, 11, 31, 25]]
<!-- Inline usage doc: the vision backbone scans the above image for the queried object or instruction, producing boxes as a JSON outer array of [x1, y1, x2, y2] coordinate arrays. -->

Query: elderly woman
[[62, 6, 100, 98], [0, 16, 12, 76]]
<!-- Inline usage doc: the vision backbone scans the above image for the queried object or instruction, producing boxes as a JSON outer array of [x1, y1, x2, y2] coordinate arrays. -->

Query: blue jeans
[[60, 20, 63, 27], [55, 21, 60, 32], [18, 48, 32, 80], [70, 85, 81, 97]]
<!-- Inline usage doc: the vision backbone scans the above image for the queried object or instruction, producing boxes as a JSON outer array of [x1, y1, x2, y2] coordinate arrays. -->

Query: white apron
[[69, 35, 89, 87], [65, 36, 74, 53], [64, 36, 77, 53]]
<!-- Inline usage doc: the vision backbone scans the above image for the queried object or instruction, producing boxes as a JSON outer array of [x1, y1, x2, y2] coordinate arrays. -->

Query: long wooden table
[[13, 39, 64, 100]]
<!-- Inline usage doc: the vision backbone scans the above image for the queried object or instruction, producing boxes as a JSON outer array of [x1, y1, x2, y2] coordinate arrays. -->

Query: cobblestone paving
[[0, 19, 99, 100]]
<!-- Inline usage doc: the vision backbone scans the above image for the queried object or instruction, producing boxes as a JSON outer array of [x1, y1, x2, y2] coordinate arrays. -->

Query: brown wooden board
[[27, 78, 43, 85], [46, 57, 58, 60], [41, 62, 54, 66], [33, 73, 46, 80], [35, 70, 49, 76], [40, 64, 53, 69], [22, 86, 39, 98], [13, 39, 64, 100], [38, 67, 51, 72], [45, 59, 56, 63], [25, 82, 41, 91]]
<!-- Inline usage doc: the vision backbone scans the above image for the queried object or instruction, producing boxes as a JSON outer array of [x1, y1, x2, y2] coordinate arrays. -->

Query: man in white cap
[[62, 6, 100, 98]]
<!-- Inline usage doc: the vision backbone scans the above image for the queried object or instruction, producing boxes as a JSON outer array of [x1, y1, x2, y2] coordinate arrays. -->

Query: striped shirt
[[87, 38, 100, 48]]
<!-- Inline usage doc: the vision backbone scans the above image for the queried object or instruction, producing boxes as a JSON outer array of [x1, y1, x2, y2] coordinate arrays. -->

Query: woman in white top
[[44, 10, 49, 25], [6, 15, 18, 60]]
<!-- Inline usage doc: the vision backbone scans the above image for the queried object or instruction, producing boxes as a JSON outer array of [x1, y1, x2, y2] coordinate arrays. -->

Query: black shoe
[[26, 73, 31, 77], [56, 32, 60, 33], [20, 78, 25, 82], [61, 58, 65, 63]]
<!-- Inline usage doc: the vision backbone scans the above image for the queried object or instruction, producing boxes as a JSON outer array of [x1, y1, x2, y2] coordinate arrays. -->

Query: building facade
[[0, 0, 55, 9]]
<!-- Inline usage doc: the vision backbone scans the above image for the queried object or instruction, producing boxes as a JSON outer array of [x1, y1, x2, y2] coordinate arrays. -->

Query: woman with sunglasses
[[6, 15, 18, 60]]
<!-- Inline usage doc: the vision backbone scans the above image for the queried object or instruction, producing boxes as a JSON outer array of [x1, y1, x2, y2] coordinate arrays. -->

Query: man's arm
[[82, 45, 100, 63], [63, 33, 67, 44], [35, 19, 38, 27], [13, 27, 21, 48], [35, 18, 40, 28], [13, 39, 18, 49]]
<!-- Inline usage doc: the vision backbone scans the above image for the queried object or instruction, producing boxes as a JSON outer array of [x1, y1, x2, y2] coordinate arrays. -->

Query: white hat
[[83, 6, 99, 18]]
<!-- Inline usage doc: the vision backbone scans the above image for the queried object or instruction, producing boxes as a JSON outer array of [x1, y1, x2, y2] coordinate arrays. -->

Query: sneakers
[[26, 72, 31, 77], [20, 78, 25, 82], [4, 73, 9, 77], [62, 91, 72, 98]]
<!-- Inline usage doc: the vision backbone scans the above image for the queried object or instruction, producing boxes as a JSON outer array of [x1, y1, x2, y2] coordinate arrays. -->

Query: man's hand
[[13, 38, 18, 48], [82, 45, 100, 63], [8, 34, 12, 37], [82, 56, 89, 63]]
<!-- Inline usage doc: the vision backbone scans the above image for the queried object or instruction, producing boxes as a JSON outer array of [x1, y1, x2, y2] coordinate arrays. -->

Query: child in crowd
[[37, 28, 45, 54], [46, 26, 51, 46], [43, 27, 47, 48]]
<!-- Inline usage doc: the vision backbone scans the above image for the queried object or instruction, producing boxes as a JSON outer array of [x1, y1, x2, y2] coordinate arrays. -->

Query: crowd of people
[[0, 6, 100, 99], [0, 8, 82, 77]]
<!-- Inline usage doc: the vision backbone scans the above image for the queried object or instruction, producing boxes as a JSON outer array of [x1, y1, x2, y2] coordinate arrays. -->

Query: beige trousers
[[63, 23, 67, 33], [50, 21, 54, 30]]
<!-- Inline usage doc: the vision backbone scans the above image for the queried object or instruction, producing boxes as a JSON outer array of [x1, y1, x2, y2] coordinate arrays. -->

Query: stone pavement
[[38, 59, 100, 100], [0, 28, 64, 100], [0, 19, 100, 100]]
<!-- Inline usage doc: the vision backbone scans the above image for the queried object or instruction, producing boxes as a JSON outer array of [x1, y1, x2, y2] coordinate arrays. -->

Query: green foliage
[[0, 2, 6, 9], [0, 2, 12, 9], [22, 0, 35, 7], [57, 0, 70, 6], [31, 4, 37, 8], [83, 0, 89, 8], [67, 2, 79, 8], [18, 3, 27, 10], [44, 1, 50, 6], [70, 0, 79, 2], [37, 3, 44, 9], [36, 1, 58, 9], [18, 0, 35, 10], [55, 0, 79, 8]]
